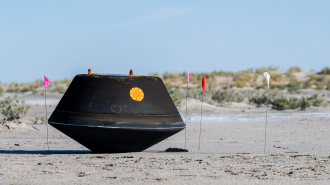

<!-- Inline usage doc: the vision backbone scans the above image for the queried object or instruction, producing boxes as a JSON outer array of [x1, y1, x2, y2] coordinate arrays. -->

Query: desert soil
[[0, 95, 330, 184]]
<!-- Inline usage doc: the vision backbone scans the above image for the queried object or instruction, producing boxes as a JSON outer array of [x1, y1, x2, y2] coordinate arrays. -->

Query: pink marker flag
[[186, 73, 191, 87], [44, 76, 49, 87]]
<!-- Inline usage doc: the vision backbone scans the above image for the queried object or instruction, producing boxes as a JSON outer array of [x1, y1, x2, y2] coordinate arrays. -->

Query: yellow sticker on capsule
[[130, 87, 144, 101]]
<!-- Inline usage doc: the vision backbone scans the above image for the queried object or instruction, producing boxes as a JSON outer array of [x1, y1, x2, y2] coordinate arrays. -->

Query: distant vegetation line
[[0, 66, 329, 111], [0, 66, 329, 93]]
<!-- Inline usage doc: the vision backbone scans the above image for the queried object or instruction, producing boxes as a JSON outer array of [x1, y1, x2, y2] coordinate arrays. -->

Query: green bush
[[212, 90, 244, 104], [233, 72, 251, 87], [288, 66, 301, 74], [34, 116, 47, 123], [165, 84, 184, 106], [255, 66, 278, 73], [0, 96, 31, 120], [163, 72, 179, 80], [273, 85, 287, 90], [271, 73, 283, 81], [168, 89, 184, 106], [164, 83, 173, 90], [248, 92, 269, 107], [307, 94, 324, 106], [236, 93, 245, 102], [288, 97, 300, 109], [272, 96, 308, 110], [270, 95, 323, 110], [319, 67, 330, 75], [272, 98, 289, 110], [299, 97, 312, 110], [287, 77, 301, 94], [52, 86, 67, 94], [303, 75, 330, 89], [271, 95, 322, 110], [0, 86, 3, 97], [327, 82, 330, 90], [6, 88, 20, 93]]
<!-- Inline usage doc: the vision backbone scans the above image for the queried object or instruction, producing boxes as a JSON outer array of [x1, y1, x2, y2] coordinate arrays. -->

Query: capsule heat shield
[[48, 74, 185, 153]]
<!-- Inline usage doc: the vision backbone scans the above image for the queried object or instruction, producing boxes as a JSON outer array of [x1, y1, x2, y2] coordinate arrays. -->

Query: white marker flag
[[263, 72, 270, 89]]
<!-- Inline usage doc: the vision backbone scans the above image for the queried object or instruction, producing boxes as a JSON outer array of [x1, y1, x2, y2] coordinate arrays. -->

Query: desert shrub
[[270, 95, 322, 110], [248, 90, 281, 106], [52, 86, 66, 94], [287, 86, 300, 94], [0, 86, 3, 97], [272, 96, 309, 110], [327, 82, 330, 90], [273, 85, 287, 90], [288, 66, 301, 74], [215, 70, 235, 76], [6, 88, 20, 93], [272, 98, 289, 110], [288, 97, 300, 109], [233, 72, 251, 87], [164, 83, 173, 90], [299, 97, 312, 110], [287, 77, 301, 94], [303, 75, 330, 90], [249, 93, 267, 106], [165, 84, 184, 106], [255, 66, 278, 74], [212, 90, 230, 103], [34, 116, 47, 123], [307, 94, 324, 106], [184, 87, 201, 99], [60, 78, 72, 84], [271, 73, 283, 81], [235, 93, 244, 102], [319, 67, 330, 75], [179, 72, 188, 77], [0, 96, 31, 120], [168, 89, 184, 106], [315, 82, 325, 90], [256, 84, 283, 90], [163, 72, 179, 80], [212, 90, 244, 104]]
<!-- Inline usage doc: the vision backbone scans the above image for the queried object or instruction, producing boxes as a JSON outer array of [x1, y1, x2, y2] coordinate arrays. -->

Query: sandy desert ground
[[1, 93, 330, 184]]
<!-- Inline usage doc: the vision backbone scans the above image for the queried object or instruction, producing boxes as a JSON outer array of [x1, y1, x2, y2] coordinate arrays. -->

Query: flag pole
[[199, 75, 205, 151], [184, 86, 187, 149], [44, 76, 50, 154], [184, 73, 191, 149], [263, 72, 270, 155], [45, 86, 49, 154], [264, 88, 269, 155], [199, 91, 203, 151]]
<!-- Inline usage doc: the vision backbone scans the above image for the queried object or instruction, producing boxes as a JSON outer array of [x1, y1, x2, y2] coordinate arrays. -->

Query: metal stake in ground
[[184, 86, 188, 149], [185, 73, 191, 149], [44, 76, 50, 154], [199, 75, 205, 151], [263, 72, 270, 155]]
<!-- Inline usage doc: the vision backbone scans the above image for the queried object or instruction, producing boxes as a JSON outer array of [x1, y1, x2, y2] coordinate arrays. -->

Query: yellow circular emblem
[[130, 87, 144, 101]]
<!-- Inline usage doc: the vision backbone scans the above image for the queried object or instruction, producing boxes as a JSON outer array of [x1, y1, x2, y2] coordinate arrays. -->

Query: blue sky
[[1, 1, 329, 83]]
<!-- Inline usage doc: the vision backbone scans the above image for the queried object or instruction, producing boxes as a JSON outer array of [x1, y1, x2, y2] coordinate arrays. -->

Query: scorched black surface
[[48, 74, 185, 153]]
